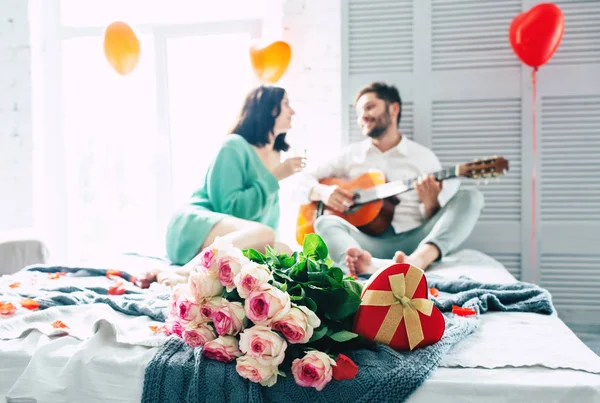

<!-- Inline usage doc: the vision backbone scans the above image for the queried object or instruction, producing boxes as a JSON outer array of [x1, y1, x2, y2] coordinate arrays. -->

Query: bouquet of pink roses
[[163, 234, 364, 391]]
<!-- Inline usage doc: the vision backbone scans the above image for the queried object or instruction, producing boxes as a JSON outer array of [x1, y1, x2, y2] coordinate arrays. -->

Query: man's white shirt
[[294, 137, 461, 234]]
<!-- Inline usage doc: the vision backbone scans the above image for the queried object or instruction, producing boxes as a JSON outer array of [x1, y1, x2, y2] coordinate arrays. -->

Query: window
[[60, 0, 267, 27], [167, 33, 255, 208], [61, 35, 160, 258], [34, 0, 263, 262]]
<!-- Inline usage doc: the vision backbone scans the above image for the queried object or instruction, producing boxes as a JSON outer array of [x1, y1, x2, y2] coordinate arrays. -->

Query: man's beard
[[363, 111, 392, 139]]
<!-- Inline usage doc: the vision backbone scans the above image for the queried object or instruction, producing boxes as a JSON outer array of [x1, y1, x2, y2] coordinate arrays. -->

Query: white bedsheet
[[1, 250, 600, 403], [0, 302, 166, 348]]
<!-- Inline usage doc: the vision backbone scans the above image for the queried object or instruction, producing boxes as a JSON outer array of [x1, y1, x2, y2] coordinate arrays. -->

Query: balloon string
[[531, 67, 537, 281]]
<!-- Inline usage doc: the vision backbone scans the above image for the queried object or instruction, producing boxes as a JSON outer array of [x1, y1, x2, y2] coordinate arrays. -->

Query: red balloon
[[509, 3, 564, 68]]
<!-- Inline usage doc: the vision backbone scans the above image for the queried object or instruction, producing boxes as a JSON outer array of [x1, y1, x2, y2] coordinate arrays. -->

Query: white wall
[[277, 0, 342, 248], [0, 0, 33, 231], [281, 0, 342, 160]]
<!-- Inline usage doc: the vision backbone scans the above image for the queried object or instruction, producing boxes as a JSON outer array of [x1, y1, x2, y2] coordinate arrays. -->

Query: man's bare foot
[[345, 247, 378, 276], [393, 251, 425, 269], [393, 243, 440, 271]]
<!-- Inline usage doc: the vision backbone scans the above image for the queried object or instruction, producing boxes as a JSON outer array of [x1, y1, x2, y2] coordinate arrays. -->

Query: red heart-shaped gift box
[[353, 263, 445, 351]]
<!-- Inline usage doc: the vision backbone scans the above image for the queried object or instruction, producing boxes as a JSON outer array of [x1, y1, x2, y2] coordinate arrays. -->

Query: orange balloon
[[103, 21, 140, 76], [249, 41, 292, 84]]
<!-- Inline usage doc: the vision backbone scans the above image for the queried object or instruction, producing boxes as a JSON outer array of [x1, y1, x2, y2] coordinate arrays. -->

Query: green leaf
[[272, 280, 286, 290], [307, 273, 342, 290], [304, 297, 318, 312], [328, 287, 362, 320], [307, 272, 329, 283], [280, 282, 288, 292], [265, 244, 275, 256], [308, 325, 328, 343], [291, 260, 306, 275], [264, 245, 280, 266], [222, 287, 242, 303], [273, 271, 294, 283], [306, 258, 319, 273], [304, 288, 329, 311], [343, 279, 364, 297], [279, 254, 296, 268], [290, 261, 308, 282], [302, 234, 329, 260], [306, 283, 326, 291], [328, 330, 360, 343], [287, 284, 306, 299], [243, 248, 266, 264], [328, 267, 344, 284]]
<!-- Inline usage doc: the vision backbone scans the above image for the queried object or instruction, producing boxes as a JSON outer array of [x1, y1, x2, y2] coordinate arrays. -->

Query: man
[[295, 82, 484, 276]]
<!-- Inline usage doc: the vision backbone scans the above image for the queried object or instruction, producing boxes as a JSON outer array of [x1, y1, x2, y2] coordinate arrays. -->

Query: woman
[[158, 86, 304, 285]]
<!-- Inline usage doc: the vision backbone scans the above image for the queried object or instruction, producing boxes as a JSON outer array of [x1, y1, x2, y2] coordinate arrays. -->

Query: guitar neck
[[405, 166, 460, 191], [357, 165, 460, 204]]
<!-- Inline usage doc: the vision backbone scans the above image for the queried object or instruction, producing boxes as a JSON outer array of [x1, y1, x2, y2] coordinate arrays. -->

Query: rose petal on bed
[[48, 272, 66, 280], [51, 320, 69, 329], [8, 282, 21, 289], [108, 282, 126, 295], [20, 298, 40, 310], [0, 302, 17, 317], [106, 269, 123, 279], [452, 305, 476, 317], [149, 325, 159, 334], [429, 287, 439, 298]]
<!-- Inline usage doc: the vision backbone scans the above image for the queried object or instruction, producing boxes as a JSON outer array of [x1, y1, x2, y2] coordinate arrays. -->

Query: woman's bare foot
[[156, 266, 193, 288], [137, 272, 158, 289], [345, 247, 378, 276]]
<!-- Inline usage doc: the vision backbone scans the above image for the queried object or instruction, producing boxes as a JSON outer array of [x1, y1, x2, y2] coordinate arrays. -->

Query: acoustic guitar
[[295, 156, 509, 245]]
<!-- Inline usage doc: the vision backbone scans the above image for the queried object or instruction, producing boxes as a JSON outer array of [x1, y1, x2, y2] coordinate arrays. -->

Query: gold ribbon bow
[[361, 266, 434, 350]]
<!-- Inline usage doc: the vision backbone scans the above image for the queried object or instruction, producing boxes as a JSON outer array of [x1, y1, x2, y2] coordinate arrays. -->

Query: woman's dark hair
[[229, 85, 290, 152]]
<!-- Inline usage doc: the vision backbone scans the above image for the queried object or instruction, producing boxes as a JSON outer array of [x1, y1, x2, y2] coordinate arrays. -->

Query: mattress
[[1, 250, 599, 403]]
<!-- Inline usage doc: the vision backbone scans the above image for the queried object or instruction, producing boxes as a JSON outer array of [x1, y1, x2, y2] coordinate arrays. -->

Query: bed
[[1, 250, 599, 403]]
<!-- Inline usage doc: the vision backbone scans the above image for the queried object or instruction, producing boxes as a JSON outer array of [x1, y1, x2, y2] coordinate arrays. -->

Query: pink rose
[[210, 237, 248, 287], [182, 322, 216, 348], [198, 246, 217, 274], [165, 318, 185, 337], [244, 284, 291, 325], [213, 301, 246, 336], [234, 262, 272, 298], [188, 268, 223, 301], [176, 299, 202, 322], [291, 351, 336, 391], [238, 325, 287, 367], [218, 256, 244, 291], [199, 296, 224, 322], [203, 335, 242, 363], [271, 304, 321, 344], [235, 355, 279, 387], [168, 283, 189, 316]]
